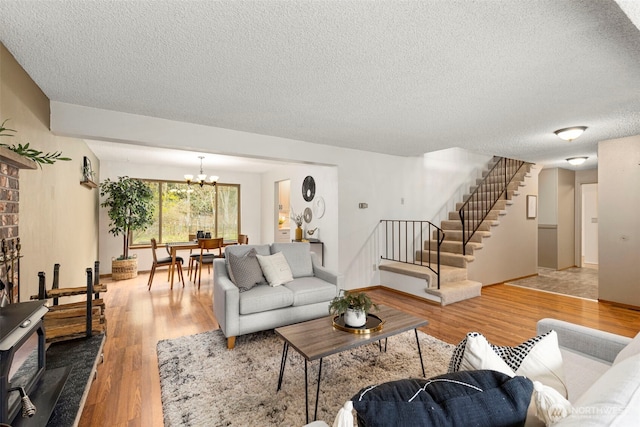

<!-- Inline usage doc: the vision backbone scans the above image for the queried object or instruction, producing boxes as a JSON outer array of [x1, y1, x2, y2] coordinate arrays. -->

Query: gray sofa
[[213, 242, 341, 349]]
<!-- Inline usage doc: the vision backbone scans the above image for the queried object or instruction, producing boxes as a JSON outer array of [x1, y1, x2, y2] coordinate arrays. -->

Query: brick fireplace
[[0, 147, 36, 304]]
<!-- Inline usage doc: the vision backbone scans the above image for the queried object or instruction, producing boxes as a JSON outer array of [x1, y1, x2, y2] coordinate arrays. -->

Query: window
[[132, 180, 240, 245]]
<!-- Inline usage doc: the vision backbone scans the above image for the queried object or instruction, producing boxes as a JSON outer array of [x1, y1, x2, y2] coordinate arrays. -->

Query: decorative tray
[[332, 314, 384, 334]]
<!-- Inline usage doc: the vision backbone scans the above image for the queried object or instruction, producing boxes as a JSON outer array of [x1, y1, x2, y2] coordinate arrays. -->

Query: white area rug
[[157, 328, 454, 427]]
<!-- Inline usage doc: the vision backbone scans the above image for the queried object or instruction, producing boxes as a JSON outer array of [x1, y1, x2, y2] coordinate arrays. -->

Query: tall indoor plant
[[100, 176, 154, 279]]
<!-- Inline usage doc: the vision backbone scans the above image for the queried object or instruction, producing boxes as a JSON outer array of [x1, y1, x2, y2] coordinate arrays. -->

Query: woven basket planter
[[112, 257, 138, 280]]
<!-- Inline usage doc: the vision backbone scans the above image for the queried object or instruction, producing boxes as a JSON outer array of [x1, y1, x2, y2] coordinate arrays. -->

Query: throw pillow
[[352, 370, 533, 427], [449, 331, 567, 398], [256, 252, 294, 287], [227, 248, 266, 292]]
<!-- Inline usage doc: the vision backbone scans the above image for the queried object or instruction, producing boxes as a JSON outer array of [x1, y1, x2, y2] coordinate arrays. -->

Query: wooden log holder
[[30, 262, 107, 343]]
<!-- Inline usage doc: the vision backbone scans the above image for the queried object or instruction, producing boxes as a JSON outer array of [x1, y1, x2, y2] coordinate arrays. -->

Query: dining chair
[[238, 234, 249, 244], [186, 233, 200, 279], [148, 238, 185, 290], [194, 238, 223, 289]]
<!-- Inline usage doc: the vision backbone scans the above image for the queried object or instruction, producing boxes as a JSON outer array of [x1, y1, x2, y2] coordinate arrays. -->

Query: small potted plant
[[328, 290, 378, 327]]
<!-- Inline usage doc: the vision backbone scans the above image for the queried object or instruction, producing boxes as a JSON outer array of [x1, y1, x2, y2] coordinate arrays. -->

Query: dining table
[[166, 239, 239, 288]]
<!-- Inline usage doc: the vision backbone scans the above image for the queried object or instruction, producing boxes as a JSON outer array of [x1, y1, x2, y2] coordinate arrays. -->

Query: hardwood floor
[[78, 270, 640, 426]]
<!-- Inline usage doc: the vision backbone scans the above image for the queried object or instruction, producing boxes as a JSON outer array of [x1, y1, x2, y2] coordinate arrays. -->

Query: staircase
[[379, 157, 531, 306]]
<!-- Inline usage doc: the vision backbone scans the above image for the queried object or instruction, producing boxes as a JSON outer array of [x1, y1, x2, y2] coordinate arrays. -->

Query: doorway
[[275, 180, 291, 242]]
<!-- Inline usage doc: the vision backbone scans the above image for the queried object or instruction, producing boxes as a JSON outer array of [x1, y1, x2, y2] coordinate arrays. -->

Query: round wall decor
[[313, 196, 325, 219], [302, 176, 316, 202], [303, 207, 313, 223]]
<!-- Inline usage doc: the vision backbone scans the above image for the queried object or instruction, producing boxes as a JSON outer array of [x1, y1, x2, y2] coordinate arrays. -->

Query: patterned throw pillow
[[448, 331, 567, 398], [352, 370, 533, 427], [227, 248, 266, 292]]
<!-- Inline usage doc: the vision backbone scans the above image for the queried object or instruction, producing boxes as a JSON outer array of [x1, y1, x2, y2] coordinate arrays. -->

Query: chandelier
[[184, 156, 219, 187]]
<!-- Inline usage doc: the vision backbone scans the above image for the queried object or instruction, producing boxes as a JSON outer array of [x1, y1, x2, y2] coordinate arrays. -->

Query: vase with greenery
[[100, 176, 154, 279], [290, 207, 304, 241], [328, 290, 378, 327]]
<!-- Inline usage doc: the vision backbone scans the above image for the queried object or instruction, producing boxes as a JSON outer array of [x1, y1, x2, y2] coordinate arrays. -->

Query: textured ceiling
[[1, 0, 640, 169]]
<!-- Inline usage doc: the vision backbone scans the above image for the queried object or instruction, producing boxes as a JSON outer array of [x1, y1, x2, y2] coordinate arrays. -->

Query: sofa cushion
[[257, 252, 294, 286], [227, 248, 266, 292], [559, 347, 610, 401], [449, 331, 567, 398], [352, 370, 533, 427], [284, 277, 337, 306], [238, 284, 293, 315], [555, 353, 640, 426], [271, 242, 313, 278]]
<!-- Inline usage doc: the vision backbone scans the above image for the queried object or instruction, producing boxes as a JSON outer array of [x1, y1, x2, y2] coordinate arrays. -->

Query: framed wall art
[[527, 195, 537, 219]]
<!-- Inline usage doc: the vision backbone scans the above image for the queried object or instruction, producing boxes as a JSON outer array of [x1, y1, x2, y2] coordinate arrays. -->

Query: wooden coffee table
[[275, 304, 429, 423]]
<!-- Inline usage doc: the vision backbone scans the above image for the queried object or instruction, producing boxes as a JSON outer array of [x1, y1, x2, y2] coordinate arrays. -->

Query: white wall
[[598, 136, 640, 307], [98, 160, 262, 274], [51, 102, 424, 288], [537, 167, 576, 270], [557, 168, 575, 270], [467, 165, 540, 285], [422, 148, 493, 224], [538, 168, 558, 225]]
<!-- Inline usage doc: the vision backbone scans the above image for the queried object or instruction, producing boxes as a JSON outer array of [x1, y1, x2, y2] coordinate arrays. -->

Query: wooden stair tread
[[379, 261, 468, 282]]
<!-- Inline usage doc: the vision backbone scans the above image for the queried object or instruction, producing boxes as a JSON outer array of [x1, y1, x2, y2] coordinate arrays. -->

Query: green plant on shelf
[[0, 119, 71, 167]]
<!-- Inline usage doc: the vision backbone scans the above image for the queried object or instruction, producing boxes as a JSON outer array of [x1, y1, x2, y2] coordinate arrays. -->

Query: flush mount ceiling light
[[566, 157, 588, 166], [184, 156, 218, 187], [554, 126, 587, 141]]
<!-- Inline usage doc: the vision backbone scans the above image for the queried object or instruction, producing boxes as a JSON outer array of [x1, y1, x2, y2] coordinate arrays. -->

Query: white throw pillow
[[454, 332, 514, 375], [613, 331, 640, 366], [449, 331, 567, 398], [256, 252, 293, 287], [555, 353, 640, 426]]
